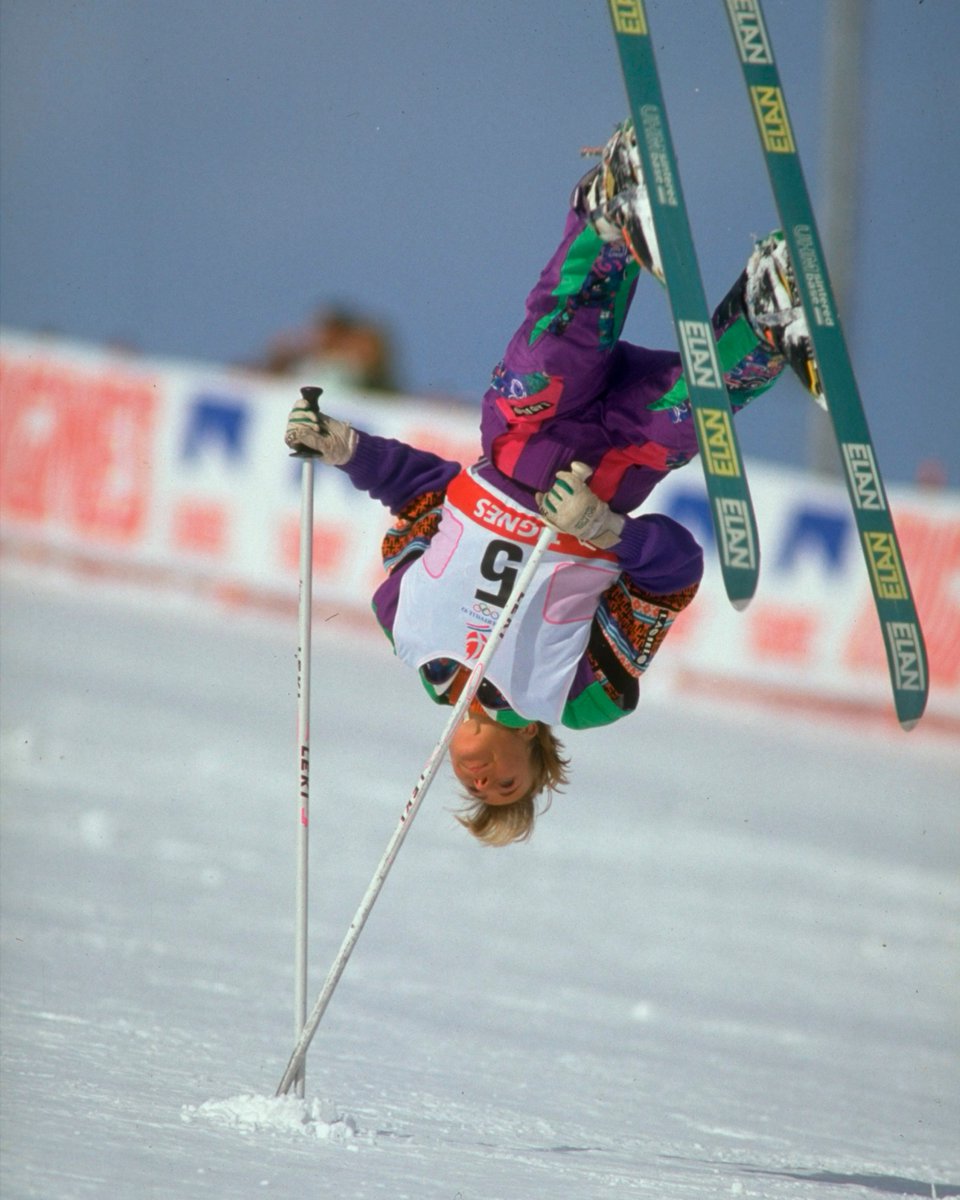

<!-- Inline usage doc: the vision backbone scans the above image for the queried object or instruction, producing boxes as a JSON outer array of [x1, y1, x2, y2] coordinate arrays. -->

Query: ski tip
[[730, 595, 753, 613], [898, 698, 927, 733]]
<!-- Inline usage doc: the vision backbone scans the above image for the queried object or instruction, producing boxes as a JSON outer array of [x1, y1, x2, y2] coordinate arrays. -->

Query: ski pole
[[276, 520, 555, 1096], [291, 384, 323, 1098]]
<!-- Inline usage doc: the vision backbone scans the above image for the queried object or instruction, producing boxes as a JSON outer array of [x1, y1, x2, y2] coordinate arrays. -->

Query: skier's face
[[448, 710, 538, 806]]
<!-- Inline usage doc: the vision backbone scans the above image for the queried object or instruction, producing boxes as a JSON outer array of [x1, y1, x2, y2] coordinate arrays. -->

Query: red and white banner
[[2, 331, 957, 732]]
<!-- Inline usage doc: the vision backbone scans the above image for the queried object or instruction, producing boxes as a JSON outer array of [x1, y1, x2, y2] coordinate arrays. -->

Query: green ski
[[607, 0, 760, 611], [723, 0, 928, 729]]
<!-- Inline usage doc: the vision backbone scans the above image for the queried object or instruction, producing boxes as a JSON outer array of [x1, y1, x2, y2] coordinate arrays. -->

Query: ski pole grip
[[300, 385, 323, 415]]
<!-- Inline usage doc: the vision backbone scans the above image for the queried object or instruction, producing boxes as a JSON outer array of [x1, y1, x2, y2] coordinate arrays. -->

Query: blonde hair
[[455, 723, 570, 847]]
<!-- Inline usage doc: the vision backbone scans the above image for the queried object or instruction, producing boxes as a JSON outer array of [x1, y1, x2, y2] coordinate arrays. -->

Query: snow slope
[[1, 574, 958, 1199]]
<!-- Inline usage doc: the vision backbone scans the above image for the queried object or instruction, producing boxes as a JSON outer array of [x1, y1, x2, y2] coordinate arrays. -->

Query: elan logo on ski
[[727, 0, 773, 66], [608, 0, 646, 36], [842, 444, 886, 512], [885, 622, 927, 693], [863, 532, 908, 601], [696, 409, 741, 478], [750, 85, 795, 154], [680, 321, 724, 391], [715, 498, 757, 572]]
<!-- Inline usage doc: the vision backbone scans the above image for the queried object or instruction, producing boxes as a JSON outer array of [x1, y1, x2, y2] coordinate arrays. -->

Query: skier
[[284, 120, 822, 846]]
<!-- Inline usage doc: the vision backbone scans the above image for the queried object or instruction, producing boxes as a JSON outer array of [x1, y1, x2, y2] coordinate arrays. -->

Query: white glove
[[536, 462, 625, 549], [284, 388, 358, 465]]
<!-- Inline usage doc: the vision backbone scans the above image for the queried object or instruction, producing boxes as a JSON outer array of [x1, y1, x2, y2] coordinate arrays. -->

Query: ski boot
[[575, 120, 664, 283], [745, 232, 825, 408]]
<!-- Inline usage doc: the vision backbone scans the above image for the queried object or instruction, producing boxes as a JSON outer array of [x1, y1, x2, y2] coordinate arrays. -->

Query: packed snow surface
[[1, 574, 958, 1199]]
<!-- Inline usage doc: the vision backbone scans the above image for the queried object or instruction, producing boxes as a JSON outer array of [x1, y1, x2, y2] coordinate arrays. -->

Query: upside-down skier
[[284, 119, 823, 846]]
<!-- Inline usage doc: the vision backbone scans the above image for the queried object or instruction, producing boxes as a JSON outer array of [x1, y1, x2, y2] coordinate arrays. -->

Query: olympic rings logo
[[471, 602, 499, 619]]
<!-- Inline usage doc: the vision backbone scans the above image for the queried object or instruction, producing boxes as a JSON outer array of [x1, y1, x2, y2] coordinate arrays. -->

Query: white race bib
[[392, 469, 621, 723]]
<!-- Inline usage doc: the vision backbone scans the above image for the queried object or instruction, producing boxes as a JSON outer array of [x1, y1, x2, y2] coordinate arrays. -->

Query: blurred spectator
[[257, 304, 398, 392], [916, 458, 948, 490]]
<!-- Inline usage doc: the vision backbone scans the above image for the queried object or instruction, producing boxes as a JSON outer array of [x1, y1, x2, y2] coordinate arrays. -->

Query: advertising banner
[[2, 332, 957, 731]]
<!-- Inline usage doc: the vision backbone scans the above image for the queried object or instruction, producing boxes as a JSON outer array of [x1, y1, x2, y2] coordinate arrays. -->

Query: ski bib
[[392, 468, 621, 724]]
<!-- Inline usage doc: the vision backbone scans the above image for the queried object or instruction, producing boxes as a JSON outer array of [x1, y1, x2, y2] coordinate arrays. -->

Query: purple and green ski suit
[[338, 201, 787, 730]]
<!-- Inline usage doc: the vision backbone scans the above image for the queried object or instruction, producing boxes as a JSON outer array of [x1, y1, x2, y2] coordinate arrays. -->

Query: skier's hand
[[536, 462, 624, 550], [284, 388, 357, 465]]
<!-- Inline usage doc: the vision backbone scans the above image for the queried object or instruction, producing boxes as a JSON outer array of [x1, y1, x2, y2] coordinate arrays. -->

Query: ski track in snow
[[1, 573, 958, 1200]]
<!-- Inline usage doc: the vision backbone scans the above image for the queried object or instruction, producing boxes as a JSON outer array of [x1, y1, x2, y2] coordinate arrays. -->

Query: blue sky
[[2, 0, 958, 484]]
